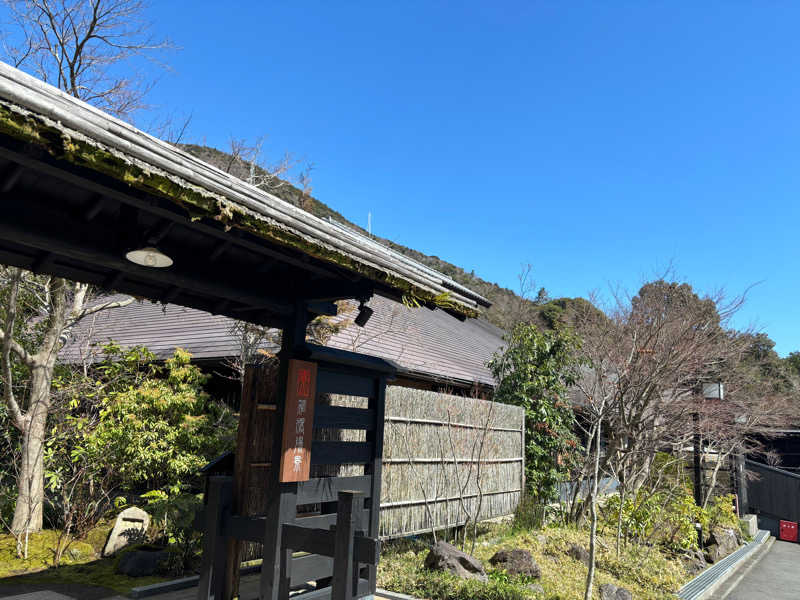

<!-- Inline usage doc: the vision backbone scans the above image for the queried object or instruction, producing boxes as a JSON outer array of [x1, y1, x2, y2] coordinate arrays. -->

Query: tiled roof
[[60, 295, 505, 388]]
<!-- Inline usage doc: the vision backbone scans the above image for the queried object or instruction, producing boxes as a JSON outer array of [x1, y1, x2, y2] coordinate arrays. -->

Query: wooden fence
[[378, 386, 524, 538], [744, 459, 800, 523], [235, 384, 524, 560]]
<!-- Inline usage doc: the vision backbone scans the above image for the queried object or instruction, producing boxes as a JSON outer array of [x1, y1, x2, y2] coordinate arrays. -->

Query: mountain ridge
[[180, 143, 540, 330]]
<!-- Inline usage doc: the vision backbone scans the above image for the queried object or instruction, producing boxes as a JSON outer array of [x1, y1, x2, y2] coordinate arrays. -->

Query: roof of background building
[[60, 295, 505, 388]]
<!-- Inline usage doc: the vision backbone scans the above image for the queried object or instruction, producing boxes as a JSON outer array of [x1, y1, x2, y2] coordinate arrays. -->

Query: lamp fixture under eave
[[354, 301, 374, 327], [125, 246, 173, 268]]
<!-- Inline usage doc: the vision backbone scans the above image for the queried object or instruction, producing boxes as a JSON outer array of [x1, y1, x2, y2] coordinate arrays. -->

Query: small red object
[[779, 520, 798, 542]]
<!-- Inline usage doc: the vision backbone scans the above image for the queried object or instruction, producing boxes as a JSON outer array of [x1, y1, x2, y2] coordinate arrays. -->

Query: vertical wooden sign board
[[279, 359, 317, 482]]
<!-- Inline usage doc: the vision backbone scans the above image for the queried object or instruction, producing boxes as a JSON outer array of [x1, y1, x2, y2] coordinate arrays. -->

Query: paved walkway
[[715, 539, 800, 600], [0, 575, 395, 599]]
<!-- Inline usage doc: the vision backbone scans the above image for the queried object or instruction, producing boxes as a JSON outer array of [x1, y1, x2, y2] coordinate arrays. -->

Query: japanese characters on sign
[[279, 359, 317, 482]]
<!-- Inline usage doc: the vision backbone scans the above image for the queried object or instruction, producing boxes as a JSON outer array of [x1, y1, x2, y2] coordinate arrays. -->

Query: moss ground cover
[[0, 525, 172, 594], [378, 523, 692, 600], [1, 521, 693, 598]]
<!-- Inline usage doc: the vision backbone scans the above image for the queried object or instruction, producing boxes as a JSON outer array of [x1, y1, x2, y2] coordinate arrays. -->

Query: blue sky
[[92, 3, 800, 353]]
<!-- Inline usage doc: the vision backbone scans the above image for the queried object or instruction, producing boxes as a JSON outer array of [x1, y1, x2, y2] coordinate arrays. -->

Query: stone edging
[[676, 529, 770, 600], [376, 589, 421, 600]]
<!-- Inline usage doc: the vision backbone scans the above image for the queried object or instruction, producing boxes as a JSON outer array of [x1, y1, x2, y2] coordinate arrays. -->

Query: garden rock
[[567, 543, 591, 566], [489, 548, 541, 578], [102, 506, 151, 557], [424, 541, 487, 582], [600, 583, 633, 600], [116, 548, 168, 576], [527, 583, 545, 595], [704, 527, 739, 563], [536, 534, 547, 545], [681, 549, 707, 575]]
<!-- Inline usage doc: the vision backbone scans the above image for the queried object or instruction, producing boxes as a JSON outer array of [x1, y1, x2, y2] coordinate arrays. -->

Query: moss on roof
[[0, 101, 480, 318]]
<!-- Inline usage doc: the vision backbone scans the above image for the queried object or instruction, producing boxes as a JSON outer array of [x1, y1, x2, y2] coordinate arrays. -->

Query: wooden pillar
[[225, 302, 311, 600], [198, 476, 232, 600], [225, 361, 280, 599], [365, 376, 386, 593], [332, 491, 362, 600], [260, 303, 311, 600]]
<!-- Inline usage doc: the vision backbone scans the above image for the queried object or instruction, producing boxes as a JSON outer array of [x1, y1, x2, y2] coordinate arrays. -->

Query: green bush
[[75, 345, 236, 493], [489, 323, 581, 503], [140, 488, 203, 575], [512, 494, 549, 531], [704, 494, 739, 532], [601, 488, 741, 553]]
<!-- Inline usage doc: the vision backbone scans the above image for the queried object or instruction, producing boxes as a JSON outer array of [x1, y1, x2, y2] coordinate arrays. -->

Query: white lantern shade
[[125, 246, 173, 268]]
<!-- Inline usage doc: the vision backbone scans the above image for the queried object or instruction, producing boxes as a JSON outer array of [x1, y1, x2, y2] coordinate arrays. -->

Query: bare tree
[[1, 0, 172, 120], [567, 280, 787, 599], [0, 0, 167, 545]]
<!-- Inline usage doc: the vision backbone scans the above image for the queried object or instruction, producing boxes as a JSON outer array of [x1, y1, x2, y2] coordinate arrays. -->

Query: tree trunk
[[11, 367, 52, 535], [584, 418, 602, 600]]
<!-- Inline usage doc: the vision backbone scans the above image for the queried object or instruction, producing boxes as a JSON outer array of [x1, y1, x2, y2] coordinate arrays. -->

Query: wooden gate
[[744, 459, 800, 524], [197, 343, 396, 600]]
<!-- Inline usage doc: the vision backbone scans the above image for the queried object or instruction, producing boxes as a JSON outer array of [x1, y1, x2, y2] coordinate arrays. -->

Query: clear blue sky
[[134, 2, 797, 354]]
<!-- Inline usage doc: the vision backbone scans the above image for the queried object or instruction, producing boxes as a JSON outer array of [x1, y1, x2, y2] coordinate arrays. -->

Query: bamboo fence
[[316, 386, 525, 538]]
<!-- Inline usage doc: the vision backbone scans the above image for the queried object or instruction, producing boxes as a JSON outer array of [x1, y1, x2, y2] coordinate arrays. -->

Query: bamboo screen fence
[[319, 386, 525, 538]]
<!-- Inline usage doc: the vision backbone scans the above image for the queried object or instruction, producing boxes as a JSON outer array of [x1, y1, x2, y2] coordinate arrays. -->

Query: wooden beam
[[332, 491, 360, 600], [30, 251, 54, 274], [146, 220, 175, 245], [313, 405, 375, 430], [310, 442, 374, 465], [82, 196, 106, 222], [210, 240, 232, 262], [0, 144, 342, 280], [1, 162, 23, 193], [296, 475, 372, 505], [282, 524, 379, 565], [0, 202, 294, 317]]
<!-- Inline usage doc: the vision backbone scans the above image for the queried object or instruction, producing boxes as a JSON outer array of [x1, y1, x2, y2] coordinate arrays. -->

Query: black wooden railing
[[197, 477, 379, 600]]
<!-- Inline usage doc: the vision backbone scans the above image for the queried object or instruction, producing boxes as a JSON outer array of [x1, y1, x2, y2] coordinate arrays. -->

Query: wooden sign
[[279, 359, 317, 482]]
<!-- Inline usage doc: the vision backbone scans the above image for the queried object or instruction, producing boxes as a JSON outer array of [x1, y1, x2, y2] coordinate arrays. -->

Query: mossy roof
[[0, 63, 488, 318]]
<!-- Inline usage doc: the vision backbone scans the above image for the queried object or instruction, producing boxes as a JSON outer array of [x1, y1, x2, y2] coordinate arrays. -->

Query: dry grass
[[378, 522, 692, 600]]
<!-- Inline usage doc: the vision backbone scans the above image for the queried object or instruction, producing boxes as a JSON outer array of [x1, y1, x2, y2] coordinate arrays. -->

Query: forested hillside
[[181, 144, 539, 330]]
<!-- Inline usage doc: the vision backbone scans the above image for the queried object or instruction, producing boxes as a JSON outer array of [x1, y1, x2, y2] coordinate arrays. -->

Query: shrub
[[601, 488, 741, 553], [703, 494, 739, 532], [489, 323, 581, 503], [140, 488, 203, 575], [82, 346, 236, 493], [512, 494, 549, 531]]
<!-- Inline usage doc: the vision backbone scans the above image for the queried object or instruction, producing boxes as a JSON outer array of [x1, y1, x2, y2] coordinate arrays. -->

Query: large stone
[[600, 583, 633, 600], [489, 548, 541, 578], [681, 549, 707, 575], [527, 583, 545, 595], [740, 514, 758, 538], [424, 541, 487, 582], [567, 543, 591, 567], [705, 527, 739, 563], [102, 506, 150, 557], [115, 548, 168, 577]]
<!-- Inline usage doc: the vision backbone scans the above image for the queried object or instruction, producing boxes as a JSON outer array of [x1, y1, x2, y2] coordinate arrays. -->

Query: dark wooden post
[[366, 376, 386, 592], [332, 491, 362, 600], [693, 412, 703, 506], [260, 303, 311, 600], [226, 362, 280, 599], [735, 452, 748, 513], [197, 476, 232, 600]]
